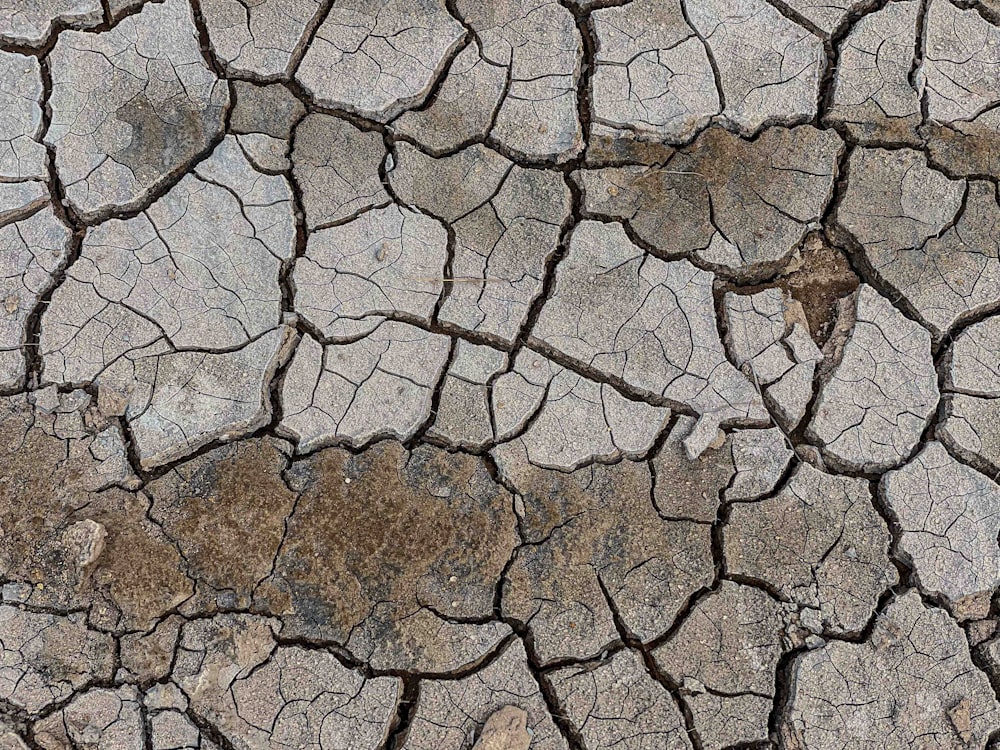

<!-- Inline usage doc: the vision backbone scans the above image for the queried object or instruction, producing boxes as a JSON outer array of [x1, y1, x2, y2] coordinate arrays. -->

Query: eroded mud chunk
[[652, 417, 734, 521], [723, 288, 824, 431], [471, 706, 532, 750]]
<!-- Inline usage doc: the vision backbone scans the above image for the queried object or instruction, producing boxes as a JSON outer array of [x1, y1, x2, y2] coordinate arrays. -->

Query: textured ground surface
[[3, 0, 1000, 748]]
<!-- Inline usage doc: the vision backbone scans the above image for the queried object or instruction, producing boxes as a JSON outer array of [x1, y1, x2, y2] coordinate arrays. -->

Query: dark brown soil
[[726, 233, 860, 347]]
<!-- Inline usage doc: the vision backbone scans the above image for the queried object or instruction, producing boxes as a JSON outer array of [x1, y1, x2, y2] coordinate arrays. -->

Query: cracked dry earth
[[8, 2, 1000, 750]]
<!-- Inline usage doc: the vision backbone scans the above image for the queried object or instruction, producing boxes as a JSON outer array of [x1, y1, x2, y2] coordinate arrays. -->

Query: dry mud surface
[[4, 0, 1000, 748]]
